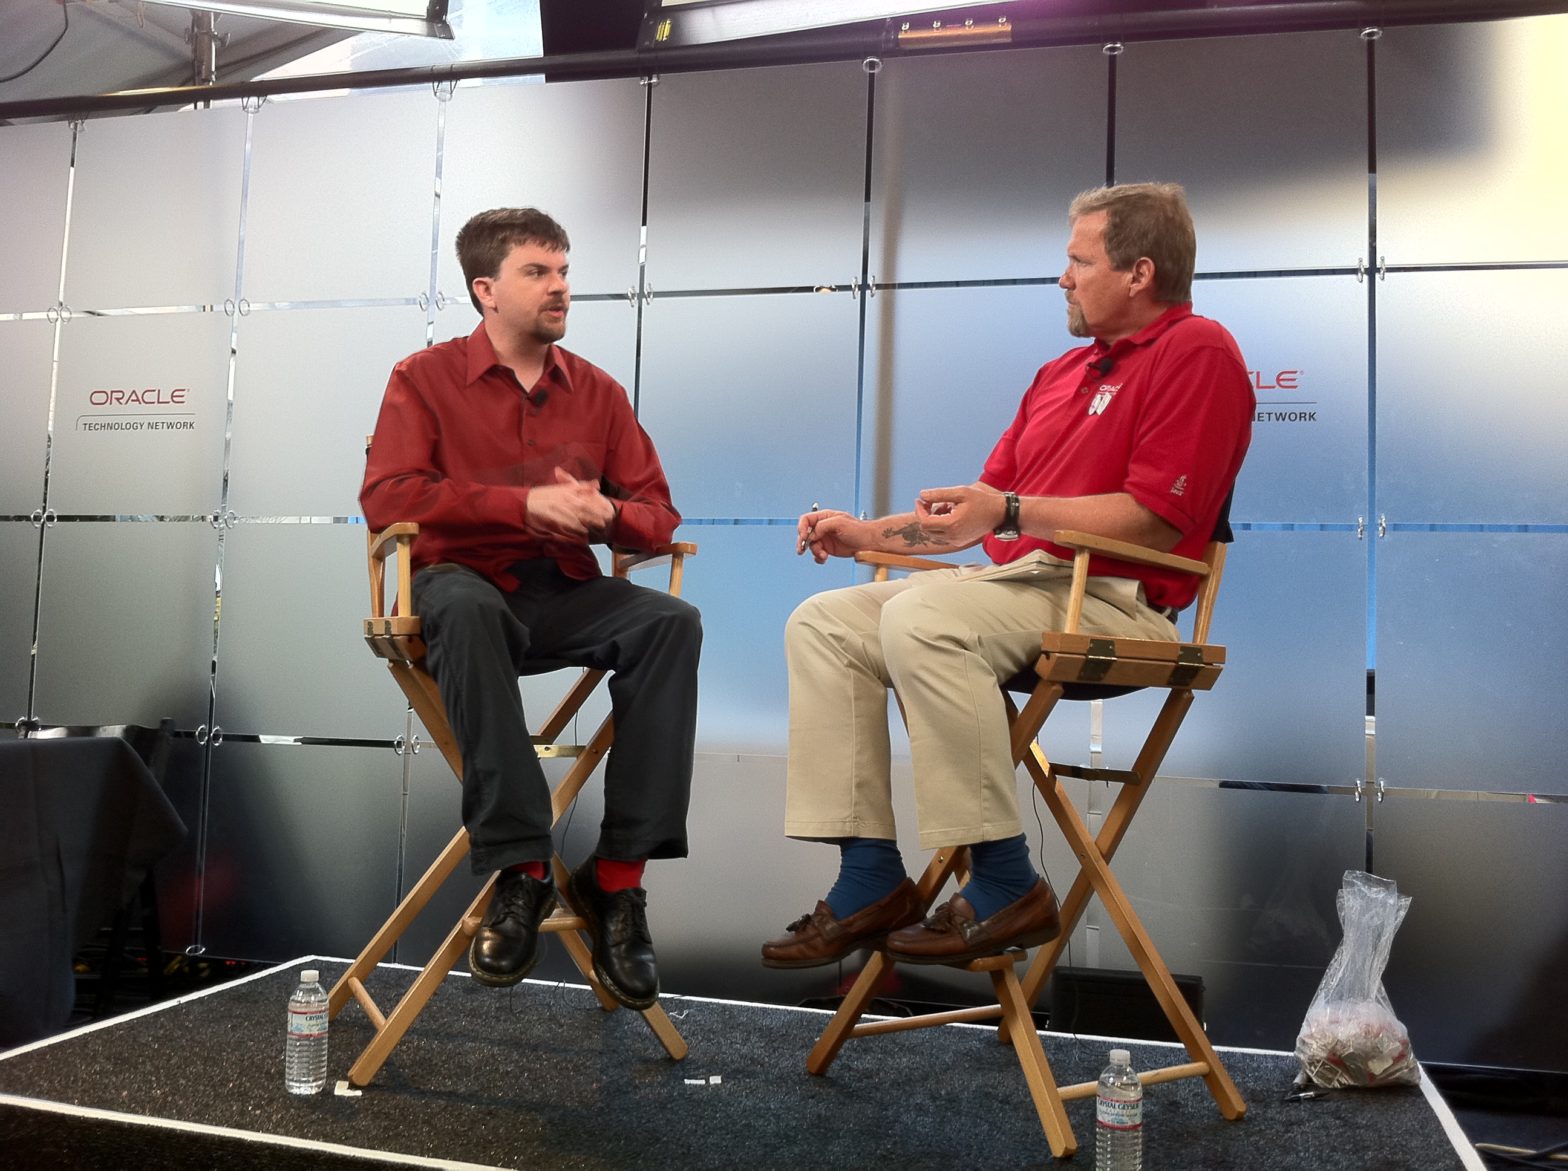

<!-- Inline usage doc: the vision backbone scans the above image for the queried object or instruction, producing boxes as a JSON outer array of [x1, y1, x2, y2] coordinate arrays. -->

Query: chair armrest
[[367, 522, 420, 620], [854, 551, 957, 580], [1050, 530, 1211, 577], [613, 542, 698, 597]]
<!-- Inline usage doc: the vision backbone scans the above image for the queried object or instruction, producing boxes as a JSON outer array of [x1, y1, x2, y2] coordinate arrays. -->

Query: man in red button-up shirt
[[361, 208, 700, 1011]]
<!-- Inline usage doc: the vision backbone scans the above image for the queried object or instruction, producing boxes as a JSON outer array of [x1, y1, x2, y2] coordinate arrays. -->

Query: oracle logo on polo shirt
[[1088, 384, 1120, 416]]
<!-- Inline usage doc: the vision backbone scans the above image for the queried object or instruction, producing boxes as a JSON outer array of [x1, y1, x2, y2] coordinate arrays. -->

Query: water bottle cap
[[301, 969, 320, 983], [1110, 1048, 1130, 1064]]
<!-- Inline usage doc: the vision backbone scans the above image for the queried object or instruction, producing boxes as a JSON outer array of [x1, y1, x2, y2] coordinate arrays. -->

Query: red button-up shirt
[[361, 323, 680, 589]]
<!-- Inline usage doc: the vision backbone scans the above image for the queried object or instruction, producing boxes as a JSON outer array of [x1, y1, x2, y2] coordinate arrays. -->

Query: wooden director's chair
[[806, 524, 1246, 1159], [327, 505, 696, 1087]]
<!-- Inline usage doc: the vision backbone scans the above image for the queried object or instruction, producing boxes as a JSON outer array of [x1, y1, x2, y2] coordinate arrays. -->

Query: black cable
[[0, 0, 70, 86]]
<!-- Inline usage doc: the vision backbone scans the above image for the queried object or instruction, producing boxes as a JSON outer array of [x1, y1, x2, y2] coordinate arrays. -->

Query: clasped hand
[[914, 483, 1005, 547], [527, 466, 616, 539]]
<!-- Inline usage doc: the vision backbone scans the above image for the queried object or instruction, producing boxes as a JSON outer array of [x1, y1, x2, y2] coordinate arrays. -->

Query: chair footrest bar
[[851, 1004, 1006, 1036], [541, 913, 587, 932], [1058, 1061, 1212, 1101], [1050, 764, 1140, 784]]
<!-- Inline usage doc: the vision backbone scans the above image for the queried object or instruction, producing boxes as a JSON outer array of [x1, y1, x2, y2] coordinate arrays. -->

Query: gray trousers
[[413, 560, 701, 874], [784, 552, 1175, 850]]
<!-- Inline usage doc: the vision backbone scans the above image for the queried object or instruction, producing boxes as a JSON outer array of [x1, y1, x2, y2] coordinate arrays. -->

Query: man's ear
[[1126, 256, 1156, 297], [471, 276, 494, 313]]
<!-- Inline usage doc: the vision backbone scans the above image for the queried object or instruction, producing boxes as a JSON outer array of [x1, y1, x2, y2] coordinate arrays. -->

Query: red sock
[[595, 857, 646, 892], [505, 860, 547, 880]]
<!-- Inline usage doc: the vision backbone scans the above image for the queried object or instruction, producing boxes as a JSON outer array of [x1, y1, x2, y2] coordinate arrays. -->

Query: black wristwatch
[[994, 491, 1021, 541]]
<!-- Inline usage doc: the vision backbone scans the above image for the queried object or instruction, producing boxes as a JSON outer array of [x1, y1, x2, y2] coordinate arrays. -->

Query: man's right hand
[[797, 508, 868, 563], [526, 467, 616, 539]]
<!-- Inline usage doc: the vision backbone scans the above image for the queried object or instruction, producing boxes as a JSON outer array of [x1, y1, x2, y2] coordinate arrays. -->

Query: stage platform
[[0, 958, 1480, 1169]]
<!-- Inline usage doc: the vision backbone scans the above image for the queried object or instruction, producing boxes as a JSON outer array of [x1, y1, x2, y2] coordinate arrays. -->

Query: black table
[[0, 736, 186, 1047]]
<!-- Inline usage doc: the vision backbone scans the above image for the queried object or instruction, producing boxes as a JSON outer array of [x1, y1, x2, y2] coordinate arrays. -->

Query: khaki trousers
[[784, 552, 1176, 849]]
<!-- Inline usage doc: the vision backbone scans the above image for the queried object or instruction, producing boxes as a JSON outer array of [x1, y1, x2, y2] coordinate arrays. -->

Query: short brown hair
[[455, 208, 571, 313], [1068, 182, 1195, 303]]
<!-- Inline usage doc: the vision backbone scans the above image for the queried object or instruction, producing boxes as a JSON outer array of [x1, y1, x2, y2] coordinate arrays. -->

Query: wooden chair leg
[[980, 953, 1076, 1159]]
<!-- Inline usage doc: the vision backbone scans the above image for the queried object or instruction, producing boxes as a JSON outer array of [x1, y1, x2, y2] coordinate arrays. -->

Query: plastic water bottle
[[1095, 1048, 1143, 1170], [285, 969, 329, 1094]]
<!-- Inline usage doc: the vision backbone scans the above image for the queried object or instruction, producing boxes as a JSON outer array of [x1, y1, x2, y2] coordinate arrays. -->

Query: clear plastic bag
[[1294, 870, 1420, 1089]]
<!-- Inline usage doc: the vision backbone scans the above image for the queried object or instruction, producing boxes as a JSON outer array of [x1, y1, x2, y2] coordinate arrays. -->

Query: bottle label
[[288, 1006, 328, 1039], [1096, 1094, 1142, 1130]]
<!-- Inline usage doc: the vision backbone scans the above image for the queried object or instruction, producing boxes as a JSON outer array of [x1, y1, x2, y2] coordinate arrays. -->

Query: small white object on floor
[[334, 1080, 363, 1097]]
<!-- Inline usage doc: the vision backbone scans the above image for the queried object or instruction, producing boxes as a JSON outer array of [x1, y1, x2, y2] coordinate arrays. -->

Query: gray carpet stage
[[0, 958, 1479, 1169]]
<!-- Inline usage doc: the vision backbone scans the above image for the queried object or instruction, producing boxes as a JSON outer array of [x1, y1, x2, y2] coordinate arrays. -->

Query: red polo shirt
[[361, 323, 680, 589], [979, 303, 1253, 609]]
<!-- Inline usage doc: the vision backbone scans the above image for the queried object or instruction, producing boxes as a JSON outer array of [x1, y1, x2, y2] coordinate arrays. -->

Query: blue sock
[[824, 838, 907, 919], [959, 834, 1039, 921]]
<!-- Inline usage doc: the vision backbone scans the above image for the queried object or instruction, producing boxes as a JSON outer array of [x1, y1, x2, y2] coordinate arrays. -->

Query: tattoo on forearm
[[886, 522, 935, 548]]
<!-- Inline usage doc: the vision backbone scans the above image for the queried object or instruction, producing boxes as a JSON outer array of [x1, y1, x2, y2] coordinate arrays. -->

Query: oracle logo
[[1249, 370, 1300, 391], [89, 387, 189, 406]]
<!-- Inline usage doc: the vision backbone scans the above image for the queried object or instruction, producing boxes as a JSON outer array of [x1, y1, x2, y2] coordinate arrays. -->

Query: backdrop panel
[[0, 320, 54, 514], [0, 525, 40, 723], [64, 106, 246, 311], [49, 313, 232, 516], [868, 44, 1105, 284], [1376, 532, 1568, 796], [638, 292, 860, 518], [32, 521, 216, 730], [1377, 269, 1568, 525], [1377, 15, 1568, 266], [214, 522, 396, 740], [438, 77, 646, 300], [243, 89, 439, 304], [1380, 795, 1568, 1068], [229, 305, 429, 518], [861, 284, 1070, 519], [0, 121, 71, 314], [198, 740, 402, 959], [1091, 780, 1364, 1049], [645, 62, 869, 291], [1102, 531, 1367, 789], [1116, 30, 1368, 273]]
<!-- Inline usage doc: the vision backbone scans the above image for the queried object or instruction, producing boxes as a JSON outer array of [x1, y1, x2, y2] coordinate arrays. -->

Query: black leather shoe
[[567, 858, 659, 1010], [469, 869, 555, 988]]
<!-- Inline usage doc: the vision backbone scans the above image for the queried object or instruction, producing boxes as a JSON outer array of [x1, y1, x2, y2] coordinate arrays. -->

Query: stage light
[[141, 0, 453, 39], [639, 0, 1021, 50]]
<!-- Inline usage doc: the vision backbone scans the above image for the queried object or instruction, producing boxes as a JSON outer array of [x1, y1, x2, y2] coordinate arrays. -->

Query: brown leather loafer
[[760, 878, 924, 969], [885, 878, 1061, 965]]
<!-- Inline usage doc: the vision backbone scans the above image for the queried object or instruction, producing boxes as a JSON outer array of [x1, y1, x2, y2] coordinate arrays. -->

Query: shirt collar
[[464, 321, 576, 394], [1087, 301, 1194, 366]]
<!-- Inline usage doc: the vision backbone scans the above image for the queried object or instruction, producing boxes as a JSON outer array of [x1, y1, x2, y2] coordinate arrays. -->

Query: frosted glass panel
[[1117, 31, 1367, 272], [639, 293, 860, 518], [65, 107, 245, 310], [229, 305, 428, 517], [215, 523, 396, 739], [0, 122, 70, 314], [1378, 797, 1568, 1067], [1377, 533, 1567, 795], [1378, 16, 1568, 265], [864, 285, 1079, 517], [678, 524, 856, 754], [33, 521, 216, 729], [200, 741, 401, 959], [431, 296, 639, 395], [1096, 782, 1365, 1048], [438, 78, 645, 300], [646, 62, 868, 290], [869, 45, 1105, 283], [50, 313, 231, 515], [1103, 532, 1366, 787], [1198, 275, 1366, 523], [244, 90, 437, 303], [1378, 270, 1568, 523], [0, 525, 38, 723], [0, 320, 53, 513]]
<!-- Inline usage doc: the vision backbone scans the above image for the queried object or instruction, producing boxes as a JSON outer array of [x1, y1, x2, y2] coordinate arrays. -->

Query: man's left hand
[[914, 482, 1006, 547]]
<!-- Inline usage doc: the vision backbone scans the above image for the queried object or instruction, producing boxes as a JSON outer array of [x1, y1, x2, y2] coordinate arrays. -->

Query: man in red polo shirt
[[762, 183, 1252, 969], [362, 208, 700, 1011]]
